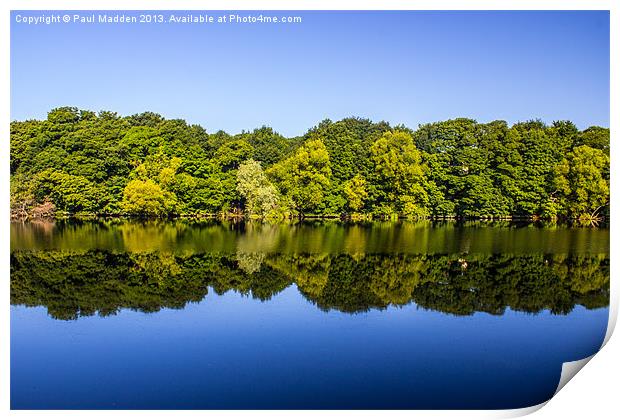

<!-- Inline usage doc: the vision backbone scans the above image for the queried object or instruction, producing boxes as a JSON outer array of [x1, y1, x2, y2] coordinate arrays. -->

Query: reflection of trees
[[118, 221, 189, 252], [236, 252, 265, 274], [235, 223, 280, 254], [207, 255, 290, 301], [10, 250, 211, 320], [11, 251, 609, 320], [369, 257, 426, 305], [11, 220, 611, 256], [265, 254, 331, 300]]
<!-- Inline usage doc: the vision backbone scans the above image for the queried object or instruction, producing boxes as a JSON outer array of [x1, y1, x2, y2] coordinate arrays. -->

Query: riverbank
[[10, 208, 607, 226]]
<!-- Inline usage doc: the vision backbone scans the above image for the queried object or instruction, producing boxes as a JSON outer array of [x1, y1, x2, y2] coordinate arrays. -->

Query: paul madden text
[[14, 12, 303, 25]]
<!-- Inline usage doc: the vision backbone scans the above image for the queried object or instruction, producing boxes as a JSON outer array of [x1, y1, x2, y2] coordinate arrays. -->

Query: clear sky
[[11, 10, 609, 136]]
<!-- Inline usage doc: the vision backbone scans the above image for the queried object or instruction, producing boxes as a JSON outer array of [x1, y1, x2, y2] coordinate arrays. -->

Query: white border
[[1, 1, 617, 419]]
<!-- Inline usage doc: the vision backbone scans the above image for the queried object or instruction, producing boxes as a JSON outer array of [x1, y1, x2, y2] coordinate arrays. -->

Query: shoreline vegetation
[[11, 107, 609, 224]]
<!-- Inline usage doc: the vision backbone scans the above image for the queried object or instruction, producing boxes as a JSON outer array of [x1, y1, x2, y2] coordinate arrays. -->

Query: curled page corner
[[496, 401, 548, 419], [554, 355, 595, 396], [500, 356, 598, 419]]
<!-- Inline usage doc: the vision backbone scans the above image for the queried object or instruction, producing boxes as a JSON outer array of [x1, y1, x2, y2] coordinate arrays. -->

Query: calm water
[[10, 220, 610, 409]]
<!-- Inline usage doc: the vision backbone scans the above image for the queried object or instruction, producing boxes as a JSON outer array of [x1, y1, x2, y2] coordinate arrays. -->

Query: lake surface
[[10, 220, 610, 409]]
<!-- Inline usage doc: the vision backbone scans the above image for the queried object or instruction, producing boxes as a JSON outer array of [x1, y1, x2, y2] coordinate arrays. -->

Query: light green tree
[[121, 179, 169, 216], [343, 174, 368, 212], [267, 139, 331, 215], [553, 145, 609, 220], [371, 131, 428, 217], [236, 159, 280, 217]]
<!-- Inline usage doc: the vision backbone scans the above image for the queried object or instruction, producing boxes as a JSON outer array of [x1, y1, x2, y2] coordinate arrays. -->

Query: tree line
[[11, 250, 609, 320], [10, 107, 610, 221]]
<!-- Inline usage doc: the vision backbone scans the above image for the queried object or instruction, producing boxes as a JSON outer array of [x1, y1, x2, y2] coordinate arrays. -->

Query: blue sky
[[11, 10, 609, 136]]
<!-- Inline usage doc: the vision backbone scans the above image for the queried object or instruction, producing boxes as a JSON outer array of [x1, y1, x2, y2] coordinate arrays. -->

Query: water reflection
[[11, 219, 610, 254], [10, 221, 611, 410], [11, 250, 609, 320]]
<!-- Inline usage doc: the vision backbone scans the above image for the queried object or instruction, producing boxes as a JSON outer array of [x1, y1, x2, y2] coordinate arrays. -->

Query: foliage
[[236, 159, 281, 217], [10, 108, 610, 220], [552, 145, 610, 220], [370, 130, 428, 217], [121, 179, 171, 216], [343, 174, 368, 212], [267, 139, 331, 215]]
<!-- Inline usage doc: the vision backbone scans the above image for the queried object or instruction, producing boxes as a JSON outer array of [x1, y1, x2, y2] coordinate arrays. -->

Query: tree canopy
[[10, 107, 610, 220]]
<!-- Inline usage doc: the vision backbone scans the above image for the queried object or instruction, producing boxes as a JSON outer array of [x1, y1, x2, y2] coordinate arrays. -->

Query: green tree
[[237, 159, 281, 217], [304, 118, 391, 214], [343, 174, 368, 212], [575, 126, 610, 155], [370, 131, 428, 217], [33, 170, 107, 214], [121, 179, 171, 216], [245, 126, 291, 166], [267, 139, 331, 215], [553, 145, 609, 220]]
